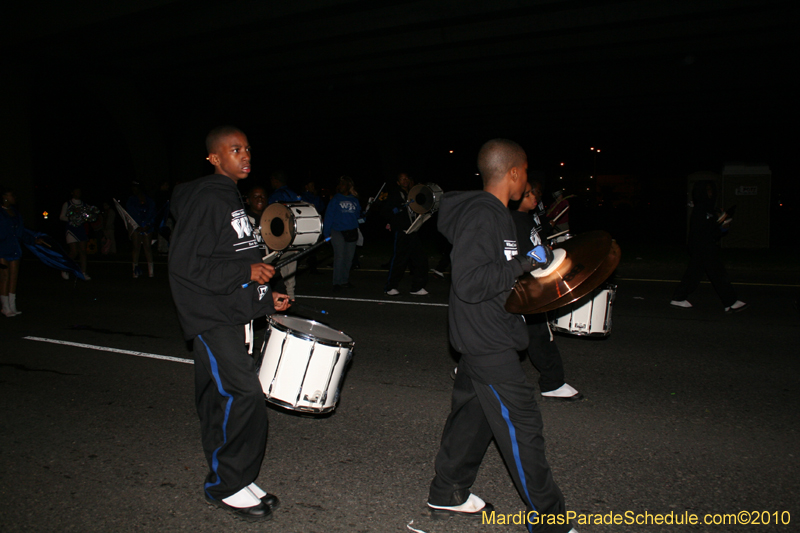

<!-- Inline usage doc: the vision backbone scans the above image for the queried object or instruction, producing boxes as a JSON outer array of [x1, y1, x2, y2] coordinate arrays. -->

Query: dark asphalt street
[[1, 247, 798, 533]]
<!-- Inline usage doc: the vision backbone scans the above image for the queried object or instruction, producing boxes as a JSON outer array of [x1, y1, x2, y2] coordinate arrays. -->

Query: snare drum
[[408, 183, 443, 214], [260, 202, 322, 251], [258, 315, 354, 413], [549, 284, 616, 337]]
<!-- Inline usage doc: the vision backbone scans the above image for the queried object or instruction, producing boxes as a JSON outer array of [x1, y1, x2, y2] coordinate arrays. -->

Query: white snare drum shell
[[258, 315, 354, 413], [549, 285, 616, 337]]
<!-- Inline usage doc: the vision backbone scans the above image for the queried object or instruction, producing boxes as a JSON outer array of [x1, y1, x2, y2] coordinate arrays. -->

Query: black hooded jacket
[[437, 191, 528, 368], [688, 180, 724, 250], [168, 174, 275, 340]]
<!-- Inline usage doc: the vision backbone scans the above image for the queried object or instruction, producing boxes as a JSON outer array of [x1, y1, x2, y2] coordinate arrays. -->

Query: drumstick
[[273, 237, 331, 270], [242, 237, 331, 288], [549, 229, 570, 240], [550, 205, 569, 223], [364, 182, 386, 215]]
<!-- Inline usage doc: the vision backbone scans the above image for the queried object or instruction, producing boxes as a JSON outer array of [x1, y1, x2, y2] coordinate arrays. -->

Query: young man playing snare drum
[[169, 126, 290, 521]]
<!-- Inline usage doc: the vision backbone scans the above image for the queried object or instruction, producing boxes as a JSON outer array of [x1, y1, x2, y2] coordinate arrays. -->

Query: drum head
[[261, 203, 295, 251], [408, 184, 437, 214], [271, 315, 353, 346]]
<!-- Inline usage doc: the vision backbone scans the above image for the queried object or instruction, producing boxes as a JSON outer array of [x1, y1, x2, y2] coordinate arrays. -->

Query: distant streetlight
[[590, 147, 601, 176]]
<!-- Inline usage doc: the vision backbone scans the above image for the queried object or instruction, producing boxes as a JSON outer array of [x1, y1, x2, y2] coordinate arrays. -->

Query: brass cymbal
[[505, 231, 621, 314]]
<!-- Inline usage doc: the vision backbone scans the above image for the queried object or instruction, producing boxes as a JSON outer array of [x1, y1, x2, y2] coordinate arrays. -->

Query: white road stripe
[[23, 336, 194, 365]]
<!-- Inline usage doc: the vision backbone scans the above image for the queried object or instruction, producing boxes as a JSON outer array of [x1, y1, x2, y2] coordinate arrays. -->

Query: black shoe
[[261, 493, 281, 511], [342, 282, 355, 289], [205, 496, 273, 521], [332, 285, 343, 293]]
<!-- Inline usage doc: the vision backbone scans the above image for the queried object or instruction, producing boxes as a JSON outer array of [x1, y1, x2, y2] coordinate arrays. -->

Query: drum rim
[[269, 314, 354, 347], [408, 182, 443, 214]]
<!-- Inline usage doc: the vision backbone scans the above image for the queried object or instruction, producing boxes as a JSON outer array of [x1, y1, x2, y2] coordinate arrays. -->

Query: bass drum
[[549, 283, 617, 337], [260, 202, 322, 251], [408, 183, 443, 214]]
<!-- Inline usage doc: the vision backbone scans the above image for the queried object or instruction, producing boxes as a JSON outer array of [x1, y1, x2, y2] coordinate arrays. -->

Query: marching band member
[[169, 126, 290, 521]]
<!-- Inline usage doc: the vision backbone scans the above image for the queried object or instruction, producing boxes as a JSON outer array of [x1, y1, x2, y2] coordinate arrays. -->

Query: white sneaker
[[430, 268, 445, 279], [670, 299, 692, 308], [725, 300, 747, 314], [541, 383, 583, 401], [410, 288, 429, 296], [385, 288, 400, 296], [61, 271, 69, 280], [82, 272, 91, 281]]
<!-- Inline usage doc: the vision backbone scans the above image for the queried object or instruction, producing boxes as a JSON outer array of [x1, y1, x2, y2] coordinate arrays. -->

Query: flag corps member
[[169, 126, 290, 521]]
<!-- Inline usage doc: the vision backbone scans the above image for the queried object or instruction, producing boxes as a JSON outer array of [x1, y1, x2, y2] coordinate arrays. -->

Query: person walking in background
[[100, 201, 117, 255], [1, 187, 43, 317], [323, 176, 361, 292], [59, 187, 92, 280], [127, 182, 157, 278], [511, 180, 582, 401], [382, 172, 429, 296], [671, 180, 747, 313]]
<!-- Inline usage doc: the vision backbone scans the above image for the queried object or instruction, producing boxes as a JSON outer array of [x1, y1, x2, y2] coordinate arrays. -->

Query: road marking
[[23, 336, 194, 364]]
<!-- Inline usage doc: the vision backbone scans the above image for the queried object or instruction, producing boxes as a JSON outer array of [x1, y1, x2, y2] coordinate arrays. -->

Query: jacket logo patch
[[257, 285, 268, 301], [504, 239, 518, 261], [231, 209, 253, 239]]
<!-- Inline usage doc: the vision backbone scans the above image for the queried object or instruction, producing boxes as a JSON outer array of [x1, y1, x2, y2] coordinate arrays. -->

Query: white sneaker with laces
[[410, 288, 429, 296], [670, 300, 692, 308], [385, 288, 400, 296]]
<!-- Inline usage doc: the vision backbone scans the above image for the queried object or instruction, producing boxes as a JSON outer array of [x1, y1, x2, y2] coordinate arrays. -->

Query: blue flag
[[23, 230, 86, 280]]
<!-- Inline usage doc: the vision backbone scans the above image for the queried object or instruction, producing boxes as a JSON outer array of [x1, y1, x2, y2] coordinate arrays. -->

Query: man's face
[[397, 173, 411, 191], [247, 187, 267, 215], [209, 132, 251, 182], [532, 184, 543, 203], [519, 183, 538, 212]]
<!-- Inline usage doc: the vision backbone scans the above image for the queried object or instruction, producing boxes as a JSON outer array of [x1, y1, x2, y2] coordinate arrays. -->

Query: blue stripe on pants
[[490, 384, 538, 532], [198, 334, 234, 499]]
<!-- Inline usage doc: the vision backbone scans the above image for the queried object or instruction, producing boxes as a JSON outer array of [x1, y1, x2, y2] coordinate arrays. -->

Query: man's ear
[[208, 153, 219, 166]]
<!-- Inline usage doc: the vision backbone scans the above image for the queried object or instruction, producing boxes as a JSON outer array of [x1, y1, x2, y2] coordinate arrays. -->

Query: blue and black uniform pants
[[194, 324, 268, 501], [525, 314, 565, 394], [429, 368, 571, 533], [385, 230, 429, 292]]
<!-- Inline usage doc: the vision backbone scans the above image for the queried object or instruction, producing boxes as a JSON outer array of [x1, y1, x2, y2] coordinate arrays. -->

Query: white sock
[[9, 293, 19, 314], [148, 262, 154, 277], [247, 482, 266, 498], [221, 486, 261, 508], [1, 295, 10, 314]]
